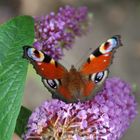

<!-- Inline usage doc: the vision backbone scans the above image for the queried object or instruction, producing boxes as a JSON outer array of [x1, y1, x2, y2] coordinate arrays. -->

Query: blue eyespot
[[91, 70, 108, 84], [107, 38, 117, 49], [100, 38, 118, 54], [42, 78, 60, 90], [27, 48, 44, 62]]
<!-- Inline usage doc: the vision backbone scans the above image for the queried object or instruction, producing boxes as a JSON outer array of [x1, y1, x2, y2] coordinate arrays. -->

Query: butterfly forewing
[[80, 35, 122, 75]]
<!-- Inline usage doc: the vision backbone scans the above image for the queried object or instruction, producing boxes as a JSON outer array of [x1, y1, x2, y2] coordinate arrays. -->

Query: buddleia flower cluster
[[24, 78, 137, 140], [34, 6, 89, 60]]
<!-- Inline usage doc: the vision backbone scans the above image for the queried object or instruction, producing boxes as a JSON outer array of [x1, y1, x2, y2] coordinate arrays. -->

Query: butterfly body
[[23, 35, 122, 103], [54, 65, 94, 102]]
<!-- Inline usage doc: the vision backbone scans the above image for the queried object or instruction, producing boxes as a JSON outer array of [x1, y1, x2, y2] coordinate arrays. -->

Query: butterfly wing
[[23, 46, 67, 79], [80, 35, 122, 75], [23, 46, 68, 98], [79, 35, 122, 98]]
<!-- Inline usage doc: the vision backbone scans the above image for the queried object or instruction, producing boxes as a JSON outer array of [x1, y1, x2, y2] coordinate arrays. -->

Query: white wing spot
[[38, 62, 42, 65], [104, 54, 109, 57]]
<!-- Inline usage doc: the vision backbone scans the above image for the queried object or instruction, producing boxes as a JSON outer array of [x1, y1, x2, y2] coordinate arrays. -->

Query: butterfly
[[23, 35, 122, 103]]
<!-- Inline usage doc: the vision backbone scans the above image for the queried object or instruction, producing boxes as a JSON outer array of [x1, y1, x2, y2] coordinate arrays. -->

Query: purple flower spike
[[34, 6, 89, 60], [24, 77, 137, 140]]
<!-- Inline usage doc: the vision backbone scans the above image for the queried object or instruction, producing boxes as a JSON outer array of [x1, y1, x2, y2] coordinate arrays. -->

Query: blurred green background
[[0, 0, 139, 140]]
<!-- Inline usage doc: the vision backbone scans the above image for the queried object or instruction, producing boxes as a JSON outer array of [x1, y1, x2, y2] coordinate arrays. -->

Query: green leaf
[[0, 16, 34, 140], [15, 106, 32, 137]]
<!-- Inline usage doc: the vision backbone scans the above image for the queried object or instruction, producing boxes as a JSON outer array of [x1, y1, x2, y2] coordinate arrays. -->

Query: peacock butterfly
[[23, 35, 122, 103]]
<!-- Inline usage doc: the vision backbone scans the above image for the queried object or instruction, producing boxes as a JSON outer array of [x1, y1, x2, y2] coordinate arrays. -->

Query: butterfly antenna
[[75, 47, 92, 68]]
